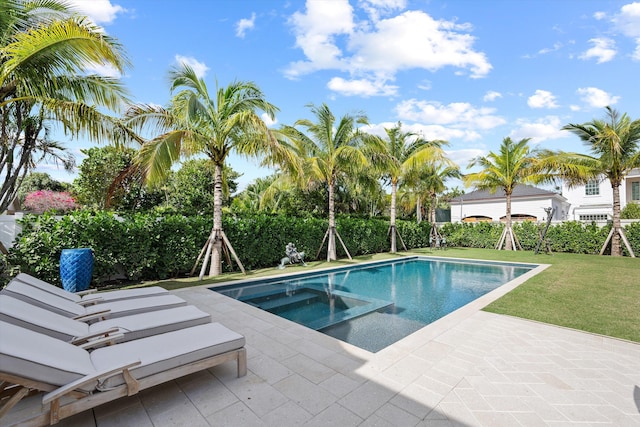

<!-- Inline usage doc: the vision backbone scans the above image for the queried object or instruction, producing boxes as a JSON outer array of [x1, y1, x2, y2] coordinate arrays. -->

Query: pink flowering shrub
[[23, 190, 77, 214]]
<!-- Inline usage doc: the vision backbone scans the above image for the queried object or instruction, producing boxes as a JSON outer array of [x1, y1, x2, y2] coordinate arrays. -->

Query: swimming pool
[[213, 257, 537, 352]]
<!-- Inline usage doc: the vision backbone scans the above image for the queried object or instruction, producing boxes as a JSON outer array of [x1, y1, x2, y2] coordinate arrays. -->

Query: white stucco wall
[[561, 168, 640, 220], [450, 197, 567, 223]]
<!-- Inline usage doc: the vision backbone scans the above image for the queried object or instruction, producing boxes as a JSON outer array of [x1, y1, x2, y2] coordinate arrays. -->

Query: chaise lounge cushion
[[0, 294, 86, 340], [14, 273, 168, 303], [0, 321, 97, 392], [92, 322, 246, 389], [0, 321, 245, 393], [0, 295, 211, 342], [1, 281, 186, 318]]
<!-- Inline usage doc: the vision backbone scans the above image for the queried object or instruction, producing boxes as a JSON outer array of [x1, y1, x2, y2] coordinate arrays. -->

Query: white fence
[[0, 214, 23, 250]]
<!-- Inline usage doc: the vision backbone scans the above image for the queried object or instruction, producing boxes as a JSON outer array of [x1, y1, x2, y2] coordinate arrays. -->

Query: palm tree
[[276, 103, 369, 261], [464, 137, 549, 250], [125, 64, 279, 277], [367, 122, 451, 253], [421, 164, 461, 225], [542, 107, 640, 256], [0, 0, 130, 212]]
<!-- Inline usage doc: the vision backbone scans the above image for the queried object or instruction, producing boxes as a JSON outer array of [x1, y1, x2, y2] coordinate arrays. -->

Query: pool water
[[214, 257, 535, 352]]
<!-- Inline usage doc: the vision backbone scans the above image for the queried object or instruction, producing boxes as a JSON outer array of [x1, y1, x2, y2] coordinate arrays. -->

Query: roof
[[451, 184, 565, 202]]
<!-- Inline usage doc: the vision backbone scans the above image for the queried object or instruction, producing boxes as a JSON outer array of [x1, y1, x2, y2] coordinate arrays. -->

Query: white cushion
[[15, 273, 168, 303], [0, 295, 88, 340], [2, 282, 186, 319], [85, 295, 187, 318], [88, 305, 211, 342], [0, 321, 96, 392], [0, 295, 208, 343], [2, 281, 84, 316], [15, 273, 81, 302], [82, 286, 168, 303], [92, 323, 245, 389]]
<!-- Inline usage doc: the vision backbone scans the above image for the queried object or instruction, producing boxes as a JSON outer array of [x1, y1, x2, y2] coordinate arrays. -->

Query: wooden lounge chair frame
[[0, 347, 246, 426]]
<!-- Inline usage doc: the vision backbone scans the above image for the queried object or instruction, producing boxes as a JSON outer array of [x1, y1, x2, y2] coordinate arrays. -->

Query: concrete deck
[[5, 274, 640, 426]]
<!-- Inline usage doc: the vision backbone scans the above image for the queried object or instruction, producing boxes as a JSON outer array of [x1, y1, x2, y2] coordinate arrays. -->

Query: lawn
[[150, 247, 640, 343]]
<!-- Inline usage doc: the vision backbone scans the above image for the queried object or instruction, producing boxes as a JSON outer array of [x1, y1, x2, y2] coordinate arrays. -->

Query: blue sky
[[42, 0, 640, 191]]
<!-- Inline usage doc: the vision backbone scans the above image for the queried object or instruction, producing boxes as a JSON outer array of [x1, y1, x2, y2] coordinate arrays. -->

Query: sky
[[39, 0, 640, 191]]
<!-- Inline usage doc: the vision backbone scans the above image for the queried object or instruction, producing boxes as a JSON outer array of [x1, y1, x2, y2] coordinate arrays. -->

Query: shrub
[[23, 190, 77, 214], [621, 203, 640, 219], [8, 212, 639, 287]]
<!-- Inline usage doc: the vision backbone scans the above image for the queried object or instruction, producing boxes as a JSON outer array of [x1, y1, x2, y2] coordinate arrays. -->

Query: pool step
[[250, 291, 319, 311]]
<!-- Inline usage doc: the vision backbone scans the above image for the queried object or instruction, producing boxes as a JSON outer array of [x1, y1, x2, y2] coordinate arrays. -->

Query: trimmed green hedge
[[441, 220, 639, 255], [8, 212, 639, 286], [8, 212, 429, 285]]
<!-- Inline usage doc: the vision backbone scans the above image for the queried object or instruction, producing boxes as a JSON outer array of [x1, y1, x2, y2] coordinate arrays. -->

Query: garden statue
[[277, 243, 306, 269]]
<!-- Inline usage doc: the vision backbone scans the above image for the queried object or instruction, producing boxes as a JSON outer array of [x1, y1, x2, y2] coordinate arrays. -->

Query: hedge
[[7, 212, 639, 287], [441, 220, 638, 255], [7, 212, 430, 286]]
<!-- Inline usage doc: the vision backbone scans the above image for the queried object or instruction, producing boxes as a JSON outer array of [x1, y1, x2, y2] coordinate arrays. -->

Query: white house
[[450, 185, 570, 223], [561, 168, 640, 221]]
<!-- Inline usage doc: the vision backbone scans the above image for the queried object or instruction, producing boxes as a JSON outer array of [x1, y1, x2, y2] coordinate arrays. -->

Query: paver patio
[[5, 280, 640, 426]]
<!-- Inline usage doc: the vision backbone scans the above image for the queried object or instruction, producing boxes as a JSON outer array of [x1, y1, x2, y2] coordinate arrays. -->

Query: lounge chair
[[0, 294, 211, 345], [1, 280, 186, 320], [0, 320, 247, 426], [14, 273, 168, 303]]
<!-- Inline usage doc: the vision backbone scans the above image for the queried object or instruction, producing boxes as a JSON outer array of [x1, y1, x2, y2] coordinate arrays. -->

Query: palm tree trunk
[[430, 192, 437, 225], [327, 180, 337, 261], [505, 191, 513, 250], [208, 163, 224, 276], [390, 181, 397, 253], [416, 195, 422, 224], [611, 182, 622, 256]]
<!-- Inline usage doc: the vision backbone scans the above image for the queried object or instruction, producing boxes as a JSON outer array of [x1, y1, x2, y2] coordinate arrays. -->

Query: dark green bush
[[440, 222, 503, 248]]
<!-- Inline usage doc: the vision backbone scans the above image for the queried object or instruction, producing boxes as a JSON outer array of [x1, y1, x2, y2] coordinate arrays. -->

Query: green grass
[[145, 248, 640, 343]]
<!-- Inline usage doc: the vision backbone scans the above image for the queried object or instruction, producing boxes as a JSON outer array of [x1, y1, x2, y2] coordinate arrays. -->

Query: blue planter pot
[[60, 248, 94, 292]]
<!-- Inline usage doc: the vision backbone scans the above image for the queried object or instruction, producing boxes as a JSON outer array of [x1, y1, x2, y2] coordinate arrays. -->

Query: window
[[585, 180, 600, 196], [633, 181, 640, 201], [579, 214, 609, 221]]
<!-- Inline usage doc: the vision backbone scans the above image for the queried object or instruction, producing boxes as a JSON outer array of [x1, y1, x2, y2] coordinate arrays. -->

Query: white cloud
[[509, 116, 566, 143], [365, 121, 481, 142], [236, 13, 256, 38], [527, 90, 558, 109], [358, 0, 406, 21], [417, 80, 431, 91], [579, 37, 617, 63], [261, 112, 277, 127], [483, 90, 502, 102], [286, 0, 355, 79], [175, 55, 209, 78], [446, 148, 485, 168], [327, 76, 398, 96], [396, 99, 505, 130], [611, 2, 640, 60], [538, 42, 563, 55], [576, 87, 620, 108], [613, 2, 640, 38], [633, 38, 640, 60], [348, 11, 491, 78], [285, 2, 491, 86], [67, 0, 125, 24], [593, 11, 607, 20], [85, 62, 121, 78]]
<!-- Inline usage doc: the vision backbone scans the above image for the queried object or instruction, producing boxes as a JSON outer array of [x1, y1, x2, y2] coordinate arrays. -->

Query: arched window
[[462, 216, 492, 223]]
